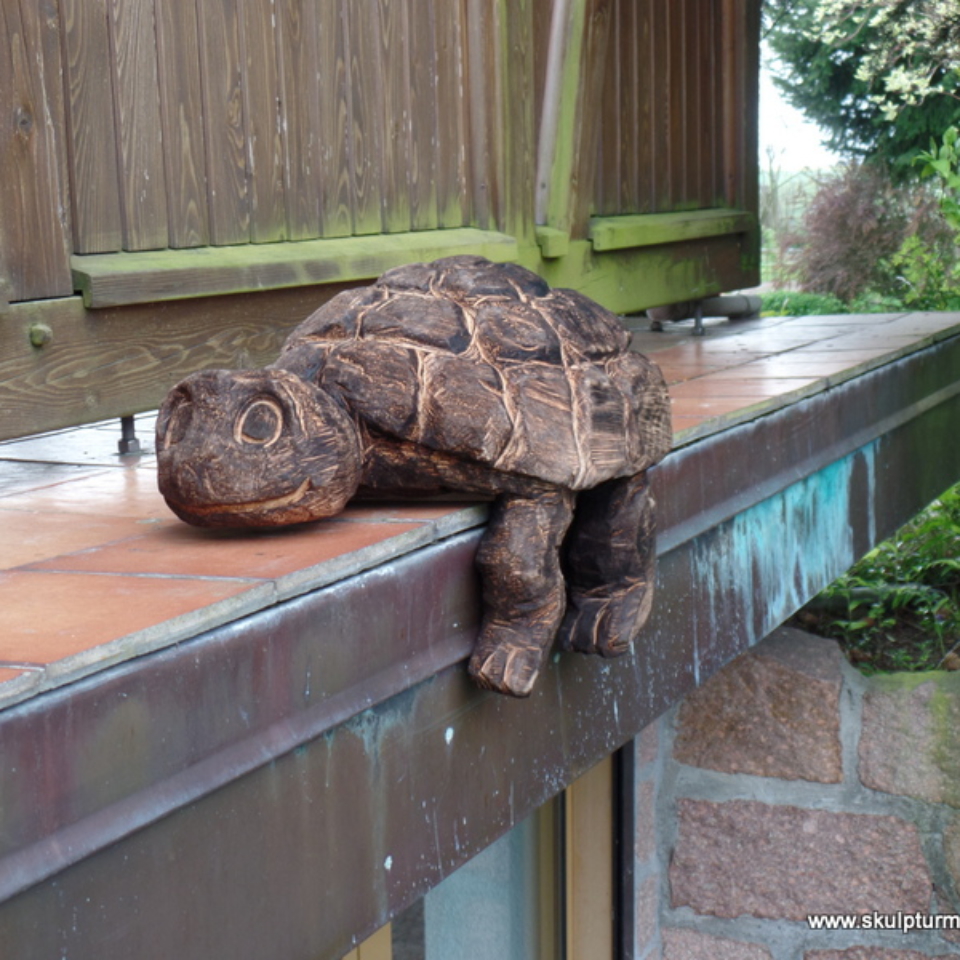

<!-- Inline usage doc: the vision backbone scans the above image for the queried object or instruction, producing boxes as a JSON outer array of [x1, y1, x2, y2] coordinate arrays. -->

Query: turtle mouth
[[166, 477, 313, 519]]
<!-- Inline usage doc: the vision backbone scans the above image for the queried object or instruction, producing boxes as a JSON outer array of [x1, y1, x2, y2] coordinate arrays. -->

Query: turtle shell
[[275, 255, 671, 489]]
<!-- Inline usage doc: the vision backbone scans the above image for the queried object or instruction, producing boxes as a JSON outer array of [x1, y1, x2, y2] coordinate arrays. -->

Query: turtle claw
[[468, 638, 548, 698], [557, 583, 653, 658]]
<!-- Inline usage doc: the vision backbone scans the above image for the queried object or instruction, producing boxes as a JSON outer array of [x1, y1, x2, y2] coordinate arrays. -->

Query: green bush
[[760, 291, 848, 317], [796, 483, 960, 674]]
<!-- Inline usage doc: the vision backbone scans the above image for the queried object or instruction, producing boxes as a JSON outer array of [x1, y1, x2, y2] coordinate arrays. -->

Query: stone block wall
[[635, 626, 960, 960]]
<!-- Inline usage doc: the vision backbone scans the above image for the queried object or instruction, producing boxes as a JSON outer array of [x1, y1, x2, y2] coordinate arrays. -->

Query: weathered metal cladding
[[2, 334, 960, 959]]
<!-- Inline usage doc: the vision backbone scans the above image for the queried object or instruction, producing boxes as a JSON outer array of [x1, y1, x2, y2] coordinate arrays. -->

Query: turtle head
[[156, 368, 362, 527]]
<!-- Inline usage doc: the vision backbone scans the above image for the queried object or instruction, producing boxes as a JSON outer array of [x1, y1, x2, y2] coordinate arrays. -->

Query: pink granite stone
[[674, 628, 844, 782], [670, 800, 931, 920], [947, 817, 960, 901], [859, 673, 960, 807], [662, 928, 772, 960]]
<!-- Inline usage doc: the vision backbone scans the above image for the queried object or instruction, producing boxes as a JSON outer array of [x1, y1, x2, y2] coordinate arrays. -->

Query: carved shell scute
[[428, 255, 551, 301], [277, 256, 672, 488], [540, 288, 631, 359], [474, 300, 563, 365], [361, 293, 471, 354]]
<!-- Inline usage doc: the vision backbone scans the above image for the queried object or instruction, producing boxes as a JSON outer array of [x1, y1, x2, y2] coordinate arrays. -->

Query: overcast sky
[[759, 56, 842, 172]]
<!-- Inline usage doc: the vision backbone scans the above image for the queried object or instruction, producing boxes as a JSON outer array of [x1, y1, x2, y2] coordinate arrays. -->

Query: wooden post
[[535, 0, 614, 244]]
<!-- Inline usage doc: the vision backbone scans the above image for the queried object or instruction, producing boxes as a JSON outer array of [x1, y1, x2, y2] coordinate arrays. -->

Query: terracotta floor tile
[[0, 667, 31, 684], [787, 343, 897, 359], [0, 509, 163, 570], [670, 395, 763, 418], [826, 331, 925, 347], [26, 517, 426, 580], [669, 377, 818, 400], [0, 466, 170, 519], [671, 414, 712, 433], [0, 462, 108, 499], [340, 500, 488, 522], [704, 357, 861, 379], [0, 571, 265, 666], [656, 362, 738, 384], [0, 415, 157, 466]]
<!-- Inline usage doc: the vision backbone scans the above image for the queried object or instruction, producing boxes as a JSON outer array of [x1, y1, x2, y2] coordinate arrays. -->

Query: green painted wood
[[521, 235, 756, 315], [71, 229, 520, 308], [6, 230, 756, 440], [535, 226, 570, 259], [588, 208, 753, 251]]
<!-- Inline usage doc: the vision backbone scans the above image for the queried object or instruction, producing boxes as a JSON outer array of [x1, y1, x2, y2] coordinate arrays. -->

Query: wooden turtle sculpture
[[156, 256, 672, 697]]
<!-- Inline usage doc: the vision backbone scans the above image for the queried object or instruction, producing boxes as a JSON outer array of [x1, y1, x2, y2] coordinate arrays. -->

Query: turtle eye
[[236, 398, 284, 447]]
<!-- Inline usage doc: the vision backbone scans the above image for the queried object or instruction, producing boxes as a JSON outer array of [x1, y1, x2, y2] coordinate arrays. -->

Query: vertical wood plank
[[155, 0, 209, 248], [667, 1, 686, 209], [377, 0, 412, 233], [196, 0, 250, 244], [238, 0, 287, 242], [630, 0, 653, 214], [565, 757, 614, 960], [698, 0, 718, 206], [648, 1, 669, 211], [107, 0, 168, 250], [433, 0, 468, 228], [721, 0, 759, 213], [682, 0, 702, 207], [0, 0, 73, 300], [275, 0, 322, 239], [499, 0, 536, 242], [464, 0, 494, 229], [532, 0, 555, 139], [408, 0, 439, 231], [536, 0, 613, 238], [711, 0, 726, 207], [59, 0, 123, 253], [344, 0, 384, 234], [569, 0, 614, 237], [596, 0, 621, 216], [317, 0, 352, 237]]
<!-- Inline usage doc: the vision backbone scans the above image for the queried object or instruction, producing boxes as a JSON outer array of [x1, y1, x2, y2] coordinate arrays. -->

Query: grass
[[792, 482, 960, 674]]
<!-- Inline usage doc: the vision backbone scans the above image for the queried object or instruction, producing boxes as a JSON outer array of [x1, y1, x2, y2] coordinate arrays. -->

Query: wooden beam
[[71, 228, 519, 308], [0, 287, 335, 440], [589, 208, 753, 251]]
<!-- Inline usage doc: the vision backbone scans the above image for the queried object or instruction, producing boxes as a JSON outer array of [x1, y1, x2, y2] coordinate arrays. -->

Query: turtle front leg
[[469, 487, 575, 697], [557, 472, 657, 658]]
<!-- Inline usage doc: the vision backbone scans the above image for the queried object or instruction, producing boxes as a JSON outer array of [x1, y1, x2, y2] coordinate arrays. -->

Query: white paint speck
[[384, 856, 393, 871], [444, 727, 454, 746]]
